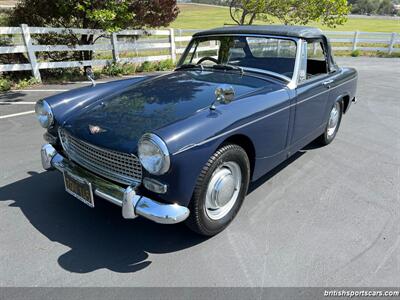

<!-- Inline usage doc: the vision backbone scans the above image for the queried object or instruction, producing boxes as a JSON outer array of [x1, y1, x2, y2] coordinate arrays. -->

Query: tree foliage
[[229, 0, 350, 27], [11, 0, 179, 31], [9, 0, 179, 64], [349, 0, 395, 15]]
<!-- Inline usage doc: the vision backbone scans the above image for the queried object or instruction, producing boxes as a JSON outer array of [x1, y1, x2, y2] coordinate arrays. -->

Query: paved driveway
[[0, 58, 399, 287]]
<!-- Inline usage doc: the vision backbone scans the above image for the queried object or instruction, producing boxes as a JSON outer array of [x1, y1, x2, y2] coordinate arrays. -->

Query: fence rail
[[0, 25, 399, 81]]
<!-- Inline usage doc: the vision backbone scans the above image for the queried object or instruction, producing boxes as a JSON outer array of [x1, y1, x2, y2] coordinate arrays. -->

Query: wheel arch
[[217, 134, 256, 180], [336, 94, 350, 114]]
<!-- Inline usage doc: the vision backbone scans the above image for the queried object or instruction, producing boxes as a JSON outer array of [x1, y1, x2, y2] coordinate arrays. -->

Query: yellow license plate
[[63, 171, 94, 207]]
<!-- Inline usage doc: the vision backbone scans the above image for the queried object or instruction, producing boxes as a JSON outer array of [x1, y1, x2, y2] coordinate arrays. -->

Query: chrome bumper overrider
[[40, 144, 189, 224]]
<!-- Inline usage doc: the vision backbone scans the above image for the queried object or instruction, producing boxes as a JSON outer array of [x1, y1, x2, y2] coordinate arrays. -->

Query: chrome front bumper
[[41, 144, 190, 224]]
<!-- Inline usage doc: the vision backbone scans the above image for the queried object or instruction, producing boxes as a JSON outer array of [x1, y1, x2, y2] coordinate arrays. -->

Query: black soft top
[[193, 25, 324, 39]]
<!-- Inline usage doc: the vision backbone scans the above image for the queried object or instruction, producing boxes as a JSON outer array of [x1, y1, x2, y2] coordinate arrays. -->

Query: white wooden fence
[[0, 25, 398, 81]]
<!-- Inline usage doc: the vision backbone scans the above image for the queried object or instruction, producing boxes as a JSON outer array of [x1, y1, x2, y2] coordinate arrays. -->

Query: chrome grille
[[59, 129, 142, 185]]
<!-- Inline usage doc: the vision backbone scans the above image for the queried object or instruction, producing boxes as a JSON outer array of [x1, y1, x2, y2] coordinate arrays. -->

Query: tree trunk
[[248, 13, 257, 24], [229, 0, 241, 25], [240, 9, 248, 25]]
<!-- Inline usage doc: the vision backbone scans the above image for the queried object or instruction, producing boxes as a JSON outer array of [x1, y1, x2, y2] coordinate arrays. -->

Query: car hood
[[64, 70, 278, 153]]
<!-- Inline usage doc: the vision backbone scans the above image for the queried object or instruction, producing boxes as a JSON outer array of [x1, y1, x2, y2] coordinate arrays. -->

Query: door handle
[[322, 79, 334, 89]]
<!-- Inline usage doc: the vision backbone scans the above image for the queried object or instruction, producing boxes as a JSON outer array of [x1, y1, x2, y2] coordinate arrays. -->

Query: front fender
[[145, 139, 219, 207], [148, 87, 291, 207]]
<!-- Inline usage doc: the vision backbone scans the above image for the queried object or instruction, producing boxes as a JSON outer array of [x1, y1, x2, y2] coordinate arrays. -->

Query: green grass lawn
[[171, 4, 400, 33]]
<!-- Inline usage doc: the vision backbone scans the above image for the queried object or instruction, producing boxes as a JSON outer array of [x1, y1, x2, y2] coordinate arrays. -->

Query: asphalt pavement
[[0, 58, 399, 287]]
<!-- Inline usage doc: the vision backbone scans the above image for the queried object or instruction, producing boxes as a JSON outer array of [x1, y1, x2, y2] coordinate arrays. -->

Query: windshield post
[[288, 38, 303, 89]]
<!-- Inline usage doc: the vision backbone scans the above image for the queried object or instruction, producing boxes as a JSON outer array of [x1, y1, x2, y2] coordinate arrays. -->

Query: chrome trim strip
[[173, 76, 357, 155]]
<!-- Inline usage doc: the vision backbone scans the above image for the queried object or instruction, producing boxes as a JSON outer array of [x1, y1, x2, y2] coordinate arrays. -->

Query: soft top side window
[[306, 39, 329, 79], [298, 39, 330, 84]]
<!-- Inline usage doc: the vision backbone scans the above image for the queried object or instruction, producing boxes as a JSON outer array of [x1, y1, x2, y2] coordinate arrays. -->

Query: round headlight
[[35, 100, 54, 128], [138, 133, 170, 175]]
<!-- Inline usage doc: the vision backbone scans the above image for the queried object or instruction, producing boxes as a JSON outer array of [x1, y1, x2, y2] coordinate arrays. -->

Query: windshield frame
[[177, 33, 301, 88]]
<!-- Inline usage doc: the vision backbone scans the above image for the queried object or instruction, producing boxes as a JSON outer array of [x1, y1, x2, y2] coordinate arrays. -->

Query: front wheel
[[185, 144, 250, 236], [318, 101, 343, 145]]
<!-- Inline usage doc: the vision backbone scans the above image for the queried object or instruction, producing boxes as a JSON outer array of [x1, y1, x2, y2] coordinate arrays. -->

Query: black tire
[[318, 101, 343, 146], [185, 144, 250, 236]]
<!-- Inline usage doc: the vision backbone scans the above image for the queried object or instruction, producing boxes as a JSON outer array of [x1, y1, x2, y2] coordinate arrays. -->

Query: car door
[[291, 39, 333, 144]]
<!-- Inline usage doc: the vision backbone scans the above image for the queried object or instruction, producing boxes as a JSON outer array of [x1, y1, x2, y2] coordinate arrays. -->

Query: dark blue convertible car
[[37, 25, 357, 236]]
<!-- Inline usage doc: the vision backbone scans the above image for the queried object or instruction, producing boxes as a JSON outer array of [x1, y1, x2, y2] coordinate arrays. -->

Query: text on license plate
[[63, 171, 94, 207]]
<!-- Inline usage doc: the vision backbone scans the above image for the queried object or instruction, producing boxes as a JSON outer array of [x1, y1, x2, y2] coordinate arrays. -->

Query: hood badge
[[88, 124, 106, 135]]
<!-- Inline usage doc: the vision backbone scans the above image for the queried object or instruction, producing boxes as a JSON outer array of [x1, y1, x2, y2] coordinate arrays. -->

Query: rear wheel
[[185, 144, 250, 236], [318, 101, 342, 145]]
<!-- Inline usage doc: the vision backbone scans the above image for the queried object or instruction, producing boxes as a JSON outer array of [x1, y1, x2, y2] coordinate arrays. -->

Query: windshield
[[178, 35, 297, 79]]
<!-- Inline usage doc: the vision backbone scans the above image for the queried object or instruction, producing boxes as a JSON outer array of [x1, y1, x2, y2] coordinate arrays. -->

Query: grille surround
[[59, 129, 142, 186]]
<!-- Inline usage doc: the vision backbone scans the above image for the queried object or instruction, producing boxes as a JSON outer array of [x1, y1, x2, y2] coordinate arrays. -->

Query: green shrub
[[102, 62, 125, 76], [102, 62, 138, 76], [0, 76, 39, 91], [376, 51, 400, 58], [351, 49, 361, 57], [137, 60, 175, 73], [15, 77, 39, 89], [41, 68, 86, 82], [138, 61, 156, 73], [155, 59, 175, 71], [0, 77, 12, 91]]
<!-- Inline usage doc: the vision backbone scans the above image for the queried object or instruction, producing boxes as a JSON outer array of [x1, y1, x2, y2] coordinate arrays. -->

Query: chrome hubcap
[[205, 161, 242, 220], [327, 102, 340, 138]]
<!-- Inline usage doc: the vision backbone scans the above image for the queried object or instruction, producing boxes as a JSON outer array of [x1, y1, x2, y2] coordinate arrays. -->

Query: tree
[[351, 0, 379, 14], [229, 0, 350, 27], [377, 0, 394, 15], [9, 0, 179, 65]]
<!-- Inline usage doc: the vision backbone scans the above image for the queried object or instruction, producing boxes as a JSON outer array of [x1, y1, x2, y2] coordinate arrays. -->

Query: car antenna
[[86, 67, 96, 87]]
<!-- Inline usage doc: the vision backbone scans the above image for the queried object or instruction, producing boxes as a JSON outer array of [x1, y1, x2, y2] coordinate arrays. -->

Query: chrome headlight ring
[[138, 133, 170, 175], [35, 99, 54, 128]]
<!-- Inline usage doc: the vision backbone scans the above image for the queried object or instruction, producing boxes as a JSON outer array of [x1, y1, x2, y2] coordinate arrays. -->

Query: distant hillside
[[185, 0, 229, 6]]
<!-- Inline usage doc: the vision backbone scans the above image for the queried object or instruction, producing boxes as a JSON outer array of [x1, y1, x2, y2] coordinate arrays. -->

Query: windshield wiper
[[175, 63, 204, 71], [212, 64, 244, 75]]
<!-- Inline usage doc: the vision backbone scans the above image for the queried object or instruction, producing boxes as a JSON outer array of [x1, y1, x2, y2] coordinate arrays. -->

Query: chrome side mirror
[[215, 85, 235, 104], [86, 67, 96, 87]]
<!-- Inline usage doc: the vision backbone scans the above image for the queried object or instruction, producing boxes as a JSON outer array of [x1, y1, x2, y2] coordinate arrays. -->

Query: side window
[[305, 39, 328, 79], [307, 41, 326, 61]]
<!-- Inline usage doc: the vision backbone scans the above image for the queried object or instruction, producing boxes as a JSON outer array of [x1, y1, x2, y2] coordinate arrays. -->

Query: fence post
[[20, 24, 41, 82], [352, 31, 359, 52], [388, 32, 396, 54], [169, 28, 176, 63], [178, 28, 182, 49], [111, 32, 120, 63]]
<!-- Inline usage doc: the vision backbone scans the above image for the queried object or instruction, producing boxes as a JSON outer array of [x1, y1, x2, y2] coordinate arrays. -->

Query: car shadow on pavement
[[0, 147, 314, 275], [0, 171, 207, 274]]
